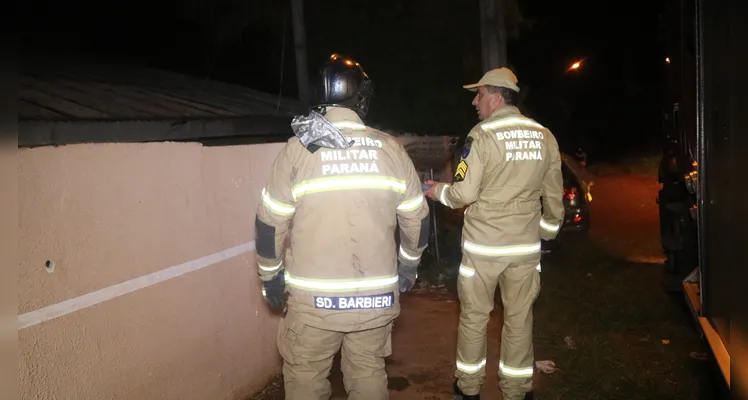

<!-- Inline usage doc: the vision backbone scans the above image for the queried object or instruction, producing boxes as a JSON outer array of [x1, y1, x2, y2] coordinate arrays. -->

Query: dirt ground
[[250, 171, 723, 400], [586, 172, 665, 264]]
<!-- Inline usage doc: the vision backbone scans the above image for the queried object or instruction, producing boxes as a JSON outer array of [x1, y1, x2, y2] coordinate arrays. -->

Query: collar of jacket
[[322, 106, 365, 128], [487, 105, 521, 121]]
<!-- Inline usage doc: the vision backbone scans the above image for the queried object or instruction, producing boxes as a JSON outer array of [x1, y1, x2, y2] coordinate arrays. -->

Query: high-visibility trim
[[499, 361, 534, 378], [284, 272, 399, 292], [438, 185, 453, 208], [536, 263, 541, 272], [458, 264, 475, 277], [332, 121, 367, 130], [292, 175, 406, 200], [258, 260, 282, 272], [481, 116, 544, 131], [456, 358, 487, 374], [399, 246, 421, 261], [261, 188, 296, 216], [463, 240, 541, 257], [540, 219, 560, 232], [397, 194, 425, 212]]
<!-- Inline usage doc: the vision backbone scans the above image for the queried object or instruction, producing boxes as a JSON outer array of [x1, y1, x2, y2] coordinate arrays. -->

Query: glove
[[261, 271, 286, 308], [397, 261, 418, 292]]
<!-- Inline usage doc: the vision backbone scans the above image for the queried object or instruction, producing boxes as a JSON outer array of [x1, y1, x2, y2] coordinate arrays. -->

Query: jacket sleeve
[[396, 144, 431, 267], [540, 136, 565, 240], [434, 128, 486, 209], [255, 143, 297, 282]]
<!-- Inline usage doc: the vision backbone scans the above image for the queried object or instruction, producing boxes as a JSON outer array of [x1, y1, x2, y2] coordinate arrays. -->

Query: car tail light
[[573, 215, 582, 223], [564, 187, 578, 200]]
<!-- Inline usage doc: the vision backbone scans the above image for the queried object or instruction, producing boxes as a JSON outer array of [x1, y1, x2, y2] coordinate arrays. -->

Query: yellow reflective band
[[463, 240, 541, 257], [397, 195, 424, 212], [258, 260, 282, 272], [292, 175, 406, 200], [261, 188, 296, 216], [458, 264, 475, 277], [481, 117, 544, 131], [332, 121, 367, 130], [536, 263, 541, 272], [284, 272, 399, 292], [540, 219, 560, 232], [399, 246, 420, 261], [456, 358, 487, 373], [438, 185, 453, 208], [499, 361, 534, 377]]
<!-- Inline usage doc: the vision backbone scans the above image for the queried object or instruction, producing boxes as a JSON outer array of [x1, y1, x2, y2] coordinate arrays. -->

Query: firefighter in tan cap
[[255, 54, 431, 400], [424, 67, 565, 400]]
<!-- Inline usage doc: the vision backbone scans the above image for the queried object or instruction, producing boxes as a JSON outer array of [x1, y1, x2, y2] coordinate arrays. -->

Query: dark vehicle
[[541, 152, 592, 253], [658, 0, 744, 393]]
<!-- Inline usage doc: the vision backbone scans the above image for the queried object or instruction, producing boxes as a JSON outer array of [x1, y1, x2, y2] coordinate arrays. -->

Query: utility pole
[[479, 0, 508, 72], [290, 0, 312, 108]]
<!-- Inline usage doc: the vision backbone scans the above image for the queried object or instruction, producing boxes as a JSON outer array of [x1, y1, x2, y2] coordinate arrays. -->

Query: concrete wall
[[18, 141, 285, 400]]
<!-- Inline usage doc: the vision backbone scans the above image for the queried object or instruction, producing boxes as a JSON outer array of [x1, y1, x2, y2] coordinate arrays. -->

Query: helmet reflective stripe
[[456, 358, 487, 373], [499, 361, 534, 377], [261, 188, 296, 216], [292, 175, 406, 200], [284, 272, 398, 292], [481, 116, 544, 130], [463, 240, 541, 256], [397, 195, 425, 212], [540, 219, 560, 232]]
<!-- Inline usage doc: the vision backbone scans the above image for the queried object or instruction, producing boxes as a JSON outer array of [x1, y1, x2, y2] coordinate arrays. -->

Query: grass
[[415, 197, 722, 399], [529, 235, 723, 400]]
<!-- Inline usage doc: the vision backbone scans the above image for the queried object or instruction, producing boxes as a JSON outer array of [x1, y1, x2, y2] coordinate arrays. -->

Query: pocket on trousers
[[375, 323, 393, 358], [277, 315, 306, 365], [532, 269, 542, 302]]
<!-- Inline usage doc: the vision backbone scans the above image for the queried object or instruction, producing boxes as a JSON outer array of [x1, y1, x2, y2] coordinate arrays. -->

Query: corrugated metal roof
[[19, 58, 304, 122]]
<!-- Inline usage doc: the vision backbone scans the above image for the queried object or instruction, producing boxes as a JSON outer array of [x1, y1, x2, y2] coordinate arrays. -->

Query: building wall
[[18, 141, 285, 400]]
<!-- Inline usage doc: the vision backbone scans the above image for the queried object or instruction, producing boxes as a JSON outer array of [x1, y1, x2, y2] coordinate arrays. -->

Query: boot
[[453, 379, 480, 400]]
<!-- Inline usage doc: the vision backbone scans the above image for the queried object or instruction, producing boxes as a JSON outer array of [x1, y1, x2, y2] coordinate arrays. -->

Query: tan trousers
[[454, 255, 541, 399], [277, 312, 393, 400]]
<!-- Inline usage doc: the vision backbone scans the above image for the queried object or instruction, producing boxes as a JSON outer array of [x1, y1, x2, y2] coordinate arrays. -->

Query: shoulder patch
[[461, 136, 473, 159], [454, 160, 468, 182]]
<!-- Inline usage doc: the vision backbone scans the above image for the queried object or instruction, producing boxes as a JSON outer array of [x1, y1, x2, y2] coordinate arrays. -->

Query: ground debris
[[535, 360, 558, 374]]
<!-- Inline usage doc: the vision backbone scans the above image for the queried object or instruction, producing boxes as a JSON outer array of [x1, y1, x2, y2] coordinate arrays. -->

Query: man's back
[[284, 127, 414, 281], [444, 105, 563, 259], [256, 107, 429, 332]]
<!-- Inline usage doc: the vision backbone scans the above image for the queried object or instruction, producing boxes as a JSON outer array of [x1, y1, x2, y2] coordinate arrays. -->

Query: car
[[541, 152, 593, 253]]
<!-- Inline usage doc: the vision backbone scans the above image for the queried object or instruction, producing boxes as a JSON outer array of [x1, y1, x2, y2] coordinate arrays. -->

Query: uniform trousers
[[277, 311, 393, 400], [454, 254, 541, 399]]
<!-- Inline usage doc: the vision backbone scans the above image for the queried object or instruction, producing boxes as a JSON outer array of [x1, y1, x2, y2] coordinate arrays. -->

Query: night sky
[[20, 0, 666, 160]]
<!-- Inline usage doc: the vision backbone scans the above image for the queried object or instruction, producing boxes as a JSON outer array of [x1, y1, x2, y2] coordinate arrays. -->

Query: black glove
[[398, 261, 418, 292], [262, 271, 286, 308]]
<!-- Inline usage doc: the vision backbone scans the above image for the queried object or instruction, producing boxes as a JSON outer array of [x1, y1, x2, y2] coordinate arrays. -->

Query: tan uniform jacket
[[255, 107, 430, 332], [434, 106, 565, 263]]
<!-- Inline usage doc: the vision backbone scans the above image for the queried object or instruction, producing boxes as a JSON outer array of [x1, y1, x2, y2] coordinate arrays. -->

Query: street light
[[565, 58, 586, 73]]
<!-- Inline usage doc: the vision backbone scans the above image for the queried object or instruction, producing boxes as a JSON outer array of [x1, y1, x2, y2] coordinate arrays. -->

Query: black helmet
[[313, 53, 374, 118]]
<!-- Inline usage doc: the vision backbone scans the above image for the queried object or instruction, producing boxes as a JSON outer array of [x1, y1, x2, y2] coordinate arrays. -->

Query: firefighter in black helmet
[[312, 53, 374, 117], [256, 53, 429, 399]]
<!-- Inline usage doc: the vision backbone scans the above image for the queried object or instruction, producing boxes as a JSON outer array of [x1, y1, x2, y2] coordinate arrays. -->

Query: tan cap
[[463, 67, 520, 92]]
